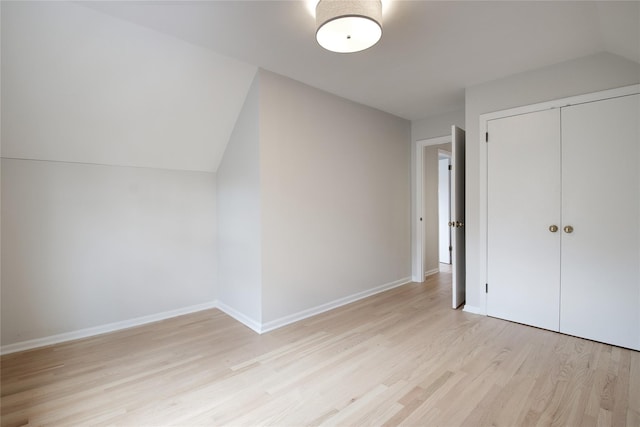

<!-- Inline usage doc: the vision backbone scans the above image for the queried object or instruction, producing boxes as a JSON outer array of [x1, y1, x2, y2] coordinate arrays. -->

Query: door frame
[[413, 135, 450, 282], [477, 84, 639, 316]]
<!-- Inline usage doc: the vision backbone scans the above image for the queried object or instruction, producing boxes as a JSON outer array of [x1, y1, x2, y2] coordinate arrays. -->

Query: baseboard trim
[[1, 277, 416, 353], [425, 268, 439, 278], [0, 301, 218, 356], [261, 277, 412, 333], [216, 302, 262, 333], [463, 305, 484, 315]]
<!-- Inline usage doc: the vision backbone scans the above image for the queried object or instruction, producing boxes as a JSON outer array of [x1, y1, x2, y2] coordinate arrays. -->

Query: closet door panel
[[487, 109, 561, 331], [560, 94, 640, 350]]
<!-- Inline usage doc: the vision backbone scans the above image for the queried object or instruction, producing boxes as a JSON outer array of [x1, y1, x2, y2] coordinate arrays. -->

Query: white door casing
[[482, 86, 640, 351], [478, 85, 639, 319]]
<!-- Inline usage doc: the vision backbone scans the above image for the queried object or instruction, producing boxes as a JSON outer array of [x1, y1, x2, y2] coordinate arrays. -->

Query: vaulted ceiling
[[3, 1, 639, 172], [86, 1, 640, 120]]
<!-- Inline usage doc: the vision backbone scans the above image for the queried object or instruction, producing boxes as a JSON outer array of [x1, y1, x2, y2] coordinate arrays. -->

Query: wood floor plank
[[2, 269, 638, 426]]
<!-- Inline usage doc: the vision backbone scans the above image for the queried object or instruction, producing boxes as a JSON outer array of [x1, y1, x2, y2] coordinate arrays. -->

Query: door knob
[[448, 221, 454, 227], [454, 221, 464, 228], [549, 225, 558, 233], [564, 225, 574, 234]]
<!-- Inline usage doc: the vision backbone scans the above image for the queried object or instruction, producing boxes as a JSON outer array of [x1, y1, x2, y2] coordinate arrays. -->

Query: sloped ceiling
[[86, 1, 640, 120], [2, 1, 638, 172], [1, 2, 257, 172]]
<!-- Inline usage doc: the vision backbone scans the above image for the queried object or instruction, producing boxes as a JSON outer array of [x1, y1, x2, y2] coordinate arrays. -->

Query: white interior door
[[438, 157, 451, 264], [486, 109, 561, 331], [451, 126, 465, 309], [560, 94, 640, 350]]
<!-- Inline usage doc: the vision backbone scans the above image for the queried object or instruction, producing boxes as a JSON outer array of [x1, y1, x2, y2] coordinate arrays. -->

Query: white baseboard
[[261, 277, 412, 333], [216, 301, 262, 333], [0, 301, 218, 356], [1, 277, 414, 353], [425, 268, 439, 278], [463, 305, 484, 315]]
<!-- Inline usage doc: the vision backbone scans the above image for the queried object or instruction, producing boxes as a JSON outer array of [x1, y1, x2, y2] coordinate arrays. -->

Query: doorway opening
[[438, 151, 452, 266], [413, 127, 466, 309], [414, 135, 447, 283]]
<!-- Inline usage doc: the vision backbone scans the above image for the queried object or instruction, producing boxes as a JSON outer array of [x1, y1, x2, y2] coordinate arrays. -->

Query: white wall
[[464, 52, 640, 312], [217, 76, 262, 327], [1, 159, 216, 346], [259, 70, 412, 324]]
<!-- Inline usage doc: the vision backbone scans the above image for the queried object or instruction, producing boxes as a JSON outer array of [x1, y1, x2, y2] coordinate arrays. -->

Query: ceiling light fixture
[[316, 0, 383, 53]]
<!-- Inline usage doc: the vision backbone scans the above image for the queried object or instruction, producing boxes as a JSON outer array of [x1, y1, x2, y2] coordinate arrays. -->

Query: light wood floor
[[2, 271, 639, 426]]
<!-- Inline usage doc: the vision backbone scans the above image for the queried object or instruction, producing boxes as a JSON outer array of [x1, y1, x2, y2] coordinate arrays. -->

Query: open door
[[451, 126, 466, 309]]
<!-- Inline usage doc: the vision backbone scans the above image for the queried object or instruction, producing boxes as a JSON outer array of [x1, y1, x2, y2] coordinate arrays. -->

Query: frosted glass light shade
[[316, 0, 383, 53]]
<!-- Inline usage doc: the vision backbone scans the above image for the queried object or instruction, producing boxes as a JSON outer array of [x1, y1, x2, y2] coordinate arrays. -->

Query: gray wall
[[259, 70, 412, 324], [412, 110, 465, 143], [1, 1, 223, 348], [217, 76, 262, 326], [464, 52, 640, 311]]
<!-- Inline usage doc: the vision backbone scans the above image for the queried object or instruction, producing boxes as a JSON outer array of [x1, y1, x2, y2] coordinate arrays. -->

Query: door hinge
[[449, 246, 452, 252], [485, 132, 489, 142], [485, 283, 488, 293], [448, 165, 452, 171]]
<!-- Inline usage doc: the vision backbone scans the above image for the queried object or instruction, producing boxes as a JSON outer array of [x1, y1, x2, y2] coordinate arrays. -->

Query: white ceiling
[[86, 0, 640, 121], [3, 1, 638, 173]]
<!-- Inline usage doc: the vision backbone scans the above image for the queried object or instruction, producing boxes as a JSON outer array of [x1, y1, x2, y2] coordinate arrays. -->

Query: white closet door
[[560, 94, 640, 350], [487, 109, 562, 331]]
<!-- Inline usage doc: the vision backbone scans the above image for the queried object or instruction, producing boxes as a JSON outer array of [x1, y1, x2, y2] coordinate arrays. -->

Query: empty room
[[1, 1, 639, 425]]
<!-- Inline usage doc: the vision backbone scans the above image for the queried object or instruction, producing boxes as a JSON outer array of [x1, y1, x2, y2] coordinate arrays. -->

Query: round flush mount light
[[316, 0, 383, 53]]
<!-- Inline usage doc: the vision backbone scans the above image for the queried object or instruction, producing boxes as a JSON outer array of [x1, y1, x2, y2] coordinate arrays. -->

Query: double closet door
[[487, 93, 639, 351]]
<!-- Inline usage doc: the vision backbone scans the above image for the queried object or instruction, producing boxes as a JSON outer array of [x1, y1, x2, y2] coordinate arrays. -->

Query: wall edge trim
[[261, 277, 412, 333], [425, 268, 440, 278], [216, 301, 262, 334], [0, 300, 219, 356]]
